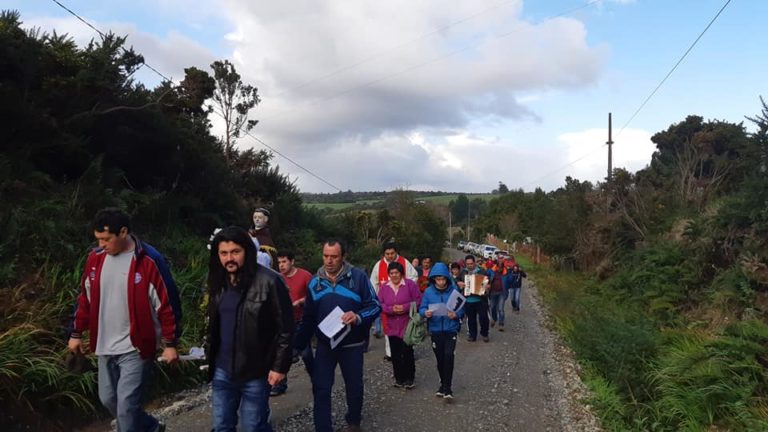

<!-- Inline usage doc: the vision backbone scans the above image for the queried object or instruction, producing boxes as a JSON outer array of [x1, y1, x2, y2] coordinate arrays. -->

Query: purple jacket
[[378, 278, 422, 339]]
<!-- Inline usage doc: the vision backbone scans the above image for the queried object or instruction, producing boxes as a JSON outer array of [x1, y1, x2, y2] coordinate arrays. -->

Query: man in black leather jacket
[[206, 226, 294, 431]]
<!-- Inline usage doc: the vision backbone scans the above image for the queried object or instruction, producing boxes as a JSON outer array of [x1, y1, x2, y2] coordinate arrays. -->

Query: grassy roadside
[[0, 229, 210, 431], [522, 257, 768, 432]]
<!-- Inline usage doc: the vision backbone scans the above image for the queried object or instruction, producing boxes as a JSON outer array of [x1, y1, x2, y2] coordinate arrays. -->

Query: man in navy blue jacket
[[295, 240, 381, 432]]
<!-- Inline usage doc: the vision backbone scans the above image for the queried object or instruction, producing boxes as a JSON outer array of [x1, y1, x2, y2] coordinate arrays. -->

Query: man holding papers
[[295, 240, 381, 432]]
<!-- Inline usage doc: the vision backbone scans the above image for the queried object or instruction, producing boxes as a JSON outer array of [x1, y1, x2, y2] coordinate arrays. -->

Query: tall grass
[[0, 324, 98, 428], [0, 225, 211, 430], [534, 250, 768, 431]]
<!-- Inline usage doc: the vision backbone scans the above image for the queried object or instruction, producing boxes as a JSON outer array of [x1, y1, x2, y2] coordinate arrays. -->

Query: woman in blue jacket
[[419, 262, 465, 400]]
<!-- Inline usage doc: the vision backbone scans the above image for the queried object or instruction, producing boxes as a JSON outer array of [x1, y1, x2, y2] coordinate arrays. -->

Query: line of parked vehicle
[[456, 240, 510, 260]]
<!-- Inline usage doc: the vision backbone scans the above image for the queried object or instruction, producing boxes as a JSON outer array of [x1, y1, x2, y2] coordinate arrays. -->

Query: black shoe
[[404, 381, 415, 389], [384, 355, 392, 362], [443, 391, 454, 400], [467, 337, 476, 342], [435, 386, 445, 397], [270, 387, 286, 397], [393, 381, 404, 388], [482, 336, 490, 343]]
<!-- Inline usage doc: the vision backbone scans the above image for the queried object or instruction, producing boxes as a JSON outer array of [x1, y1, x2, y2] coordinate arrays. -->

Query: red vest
[[377, 255, 407, 287]]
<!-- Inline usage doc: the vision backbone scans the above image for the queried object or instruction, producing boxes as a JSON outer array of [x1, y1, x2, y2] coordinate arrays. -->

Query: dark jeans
[[465, 299, 489, 338], [430, 332, 457, 392], [389, 336, 415, 384], [312, 342, 365, 432], [489, 291, 505, 325], [272, 343, 313, 393]]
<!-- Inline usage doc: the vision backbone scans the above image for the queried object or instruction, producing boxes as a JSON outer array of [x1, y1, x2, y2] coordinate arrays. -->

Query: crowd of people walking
[[67, 207, 526, 432]]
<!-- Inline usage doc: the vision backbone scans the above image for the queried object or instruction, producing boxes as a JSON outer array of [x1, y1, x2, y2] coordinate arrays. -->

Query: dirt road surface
[[92, 248, 600, 432]]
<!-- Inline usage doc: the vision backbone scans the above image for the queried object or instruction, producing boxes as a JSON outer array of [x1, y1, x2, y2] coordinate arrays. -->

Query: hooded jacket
[[419, 262, 464, 334], [295, 262, 381, 349]]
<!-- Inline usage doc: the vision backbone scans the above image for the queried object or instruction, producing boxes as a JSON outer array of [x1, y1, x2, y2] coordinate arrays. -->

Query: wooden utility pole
[[607, 112, 614, 182]]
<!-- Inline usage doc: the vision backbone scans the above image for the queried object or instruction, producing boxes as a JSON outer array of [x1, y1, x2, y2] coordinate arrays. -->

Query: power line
[[617, 0, 732, 137], [208, 107, 343, 192], [520, 144, 606, 190], [521, 0, 732, 190], [51, 0, 176, 83], [48, 0, 343, 192]]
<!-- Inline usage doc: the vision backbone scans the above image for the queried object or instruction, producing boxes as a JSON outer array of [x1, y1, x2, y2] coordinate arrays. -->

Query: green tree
[[450, 193, 469, 223], [210, 59, 260, 161]]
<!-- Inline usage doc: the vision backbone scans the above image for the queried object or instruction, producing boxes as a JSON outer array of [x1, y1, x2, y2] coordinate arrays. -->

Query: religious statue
[[248, 207, 278, 266]]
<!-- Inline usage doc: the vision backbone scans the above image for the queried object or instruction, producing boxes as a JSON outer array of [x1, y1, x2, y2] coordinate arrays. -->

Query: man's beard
[[225, 261, 241, 273]]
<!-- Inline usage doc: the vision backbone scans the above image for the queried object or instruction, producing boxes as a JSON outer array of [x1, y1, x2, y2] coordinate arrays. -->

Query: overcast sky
[[11, 0, 766, 193]]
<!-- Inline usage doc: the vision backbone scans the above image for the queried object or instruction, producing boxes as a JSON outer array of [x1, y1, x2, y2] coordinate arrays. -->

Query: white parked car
[[482, 245, 497, 259], [465, 242, 478, 254]]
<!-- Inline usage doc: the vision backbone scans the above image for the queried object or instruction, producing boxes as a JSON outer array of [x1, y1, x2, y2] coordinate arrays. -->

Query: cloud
[[556, 127, 655, 185], [24, 1, 614, 193], [211, 0, 608, 192]]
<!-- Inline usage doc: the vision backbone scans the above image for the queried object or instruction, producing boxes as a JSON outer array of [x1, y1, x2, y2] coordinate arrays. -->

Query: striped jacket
[[295, 262, 380, 349], [70, 236, 182, 359]]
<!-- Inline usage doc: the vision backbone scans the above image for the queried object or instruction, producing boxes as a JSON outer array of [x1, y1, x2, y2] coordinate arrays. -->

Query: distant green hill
[[302, 191, 495, 210]]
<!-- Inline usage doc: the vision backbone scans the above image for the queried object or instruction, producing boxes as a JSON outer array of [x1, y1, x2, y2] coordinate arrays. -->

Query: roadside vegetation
[[5, 6, 767, 431], [0, 11, 447, 430], [479, 101, 768, 430]]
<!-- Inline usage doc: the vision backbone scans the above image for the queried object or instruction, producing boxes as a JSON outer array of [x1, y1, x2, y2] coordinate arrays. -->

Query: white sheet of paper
[[319, 306, 351, 348], [157, 346, 206, 362], [428, 303, 449, 316], [319, 306, 345, 338], [446, 290, 466, 312]]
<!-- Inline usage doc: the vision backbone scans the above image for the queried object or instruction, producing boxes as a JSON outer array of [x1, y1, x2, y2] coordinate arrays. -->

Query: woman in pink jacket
[[378, 261, 422, 389]]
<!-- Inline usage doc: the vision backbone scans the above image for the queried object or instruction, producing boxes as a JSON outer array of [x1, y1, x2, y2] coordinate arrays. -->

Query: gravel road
[[90, 249, 601, 432]]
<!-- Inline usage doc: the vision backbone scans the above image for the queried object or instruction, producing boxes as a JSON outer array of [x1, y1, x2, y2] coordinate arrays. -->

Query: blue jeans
[[212, 368, 273, 432], [489, 292, 505, 325], [510, 287, 521, 310], [97, 351, 158, 432], [312, 342, 365, 432]]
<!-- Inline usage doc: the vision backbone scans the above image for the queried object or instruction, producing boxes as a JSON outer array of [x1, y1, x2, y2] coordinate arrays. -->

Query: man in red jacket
[[68, 208, 181, 432]]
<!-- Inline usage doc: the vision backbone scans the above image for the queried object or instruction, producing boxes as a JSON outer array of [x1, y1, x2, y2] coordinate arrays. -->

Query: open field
[[303, 199, 383, 210], [303, 193, 495, 209], [417, 194, 494, 205]]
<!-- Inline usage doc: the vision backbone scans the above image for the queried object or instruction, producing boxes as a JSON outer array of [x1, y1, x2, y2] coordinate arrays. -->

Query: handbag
[[403, 301, 427, 346]]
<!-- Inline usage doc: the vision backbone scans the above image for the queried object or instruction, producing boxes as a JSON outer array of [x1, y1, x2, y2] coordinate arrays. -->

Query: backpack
[[403, 301, 427, 346]]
